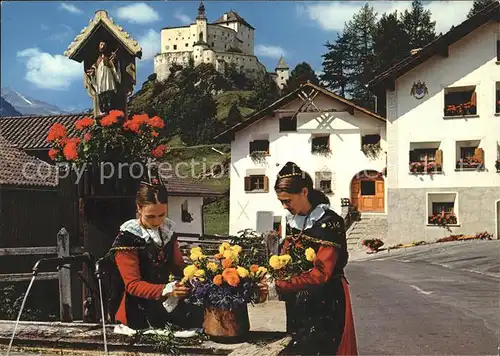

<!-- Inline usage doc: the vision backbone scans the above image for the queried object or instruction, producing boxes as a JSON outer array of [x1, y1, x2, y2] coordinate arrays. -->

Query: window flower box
[[362, 143, 382, 159], [455, 158, 484, 170], [250, 150, 267, 163], [444, 102, 476, 117], [312, 144, 331, 156], [428, 213, 457, 226], [409, 162, 442, 174]]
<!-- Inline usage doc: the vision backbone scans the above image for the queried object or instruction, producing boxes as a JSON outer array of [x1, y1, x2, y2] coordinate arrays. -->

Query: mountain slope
[[1, 88, 67, 116], [0, 97, 22, 117]]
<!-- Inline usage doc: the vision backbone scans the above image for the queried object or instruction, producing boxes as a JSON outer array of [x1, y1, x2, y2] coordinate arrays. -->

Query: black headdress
[[140, 165, 168, 202], [277, 161, 305, 179]]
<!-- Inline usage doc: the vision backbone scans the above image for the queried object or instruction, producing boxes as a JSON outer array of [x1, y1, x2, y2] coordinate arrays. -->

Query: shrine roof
[[64, 10, 142, 61]]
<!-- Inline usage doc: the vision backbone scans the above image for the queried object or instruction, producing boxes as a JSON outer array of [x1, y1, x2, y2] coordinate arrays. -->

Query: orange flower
[[213, 275, 223, 286], [123, 120, 141, 133], [47, 123, 67, 142], [249, 265, 259, 273], [152, 144, 167, 158], [108, 110, 124, 118], [75, 117, 94, 130], [222, 268, 240, 287], [48, 148, 59, 161], [132, 113, 149, 124], [148, 116, 165, 129], [100, 114, 118, 127], [222, 258, 232, 269], [63, 138, 80, 160], [214, 253, 223, 259], [83, 133, 92, 142]]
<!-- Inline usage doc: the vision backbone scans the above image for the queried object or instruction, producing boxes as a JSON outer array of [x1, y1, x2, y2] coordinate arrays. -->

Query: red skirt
[[336, 276, 358, 355]]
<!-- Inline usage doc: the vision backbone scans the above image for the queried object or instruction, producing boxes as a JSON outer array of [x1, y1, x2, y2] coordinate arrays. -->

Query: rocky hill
[[0, 97, 21, 117]]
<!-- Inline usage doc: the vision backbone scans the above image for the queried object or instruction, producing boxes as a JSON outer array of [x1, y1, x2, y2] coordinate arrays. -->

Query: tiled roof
[[161, 174, 226, 197], [0, 114, 87, 150], [0, 136, 57, 187], [213, 10, 255, 30]]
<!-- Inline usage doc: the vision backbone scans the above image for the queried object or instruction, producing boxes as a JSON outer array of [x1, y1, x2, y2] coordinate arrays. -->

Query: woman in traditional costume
[[107, 169, 203, 331], [272, 161, 358, 355]]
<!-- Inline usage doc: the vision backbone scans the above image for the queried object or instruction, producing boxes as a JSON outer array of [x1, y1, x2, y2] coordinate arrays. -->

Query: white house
[[215, 82, 387, 237], [368, 1, 500, 245]]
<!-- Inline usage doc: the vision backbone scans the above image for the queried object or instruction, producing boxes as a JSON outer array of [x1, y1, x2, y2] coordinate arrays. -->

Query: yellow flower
[[207, 262, 218, 272], [219, 242, 230, 254], [194, 269, 206, 278], [168, 273, 175, 282], [269, 255, 284, 270], [231, 245, 242, 254], [190, 246, 202, 254], [183, 265, 198, 279], [278, 254, 292, 265], [255, 266, 267, 278], [305, 247, 316, 262], [190, 250, 205, 261], [180, 276, 188, 284], [223, 249, 237, 261], [236, 266, 249, 278]]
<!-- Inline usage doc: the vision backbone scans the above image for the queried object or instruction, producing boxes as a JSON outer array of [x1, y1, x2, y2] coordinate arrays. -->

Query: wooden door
[[351, 180, 360, 209], [351, 177, 385, 212]]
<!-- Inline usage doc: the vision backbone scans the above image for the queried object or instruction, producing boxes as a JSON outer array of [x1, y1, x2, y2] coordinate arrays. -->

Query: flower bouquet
[[267, 237, 317, 281], [182, 243, 267, 342]]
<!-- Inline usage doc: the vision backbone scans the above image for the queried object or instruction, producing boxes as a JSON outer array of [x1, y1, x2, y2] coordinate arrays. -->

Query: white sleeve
[[162, 282, 180, 312]]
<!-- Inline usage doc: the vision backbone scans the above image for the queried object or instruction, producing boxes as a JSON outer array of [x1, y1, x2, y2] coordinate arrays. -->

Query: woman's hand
[[257, 282, 268, 303], [168, 282, 190, 298]]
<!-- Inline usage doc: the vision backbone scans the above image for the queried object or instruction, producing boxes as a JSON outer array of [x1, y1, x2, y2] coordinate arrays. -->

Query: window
[[427, 193, 458, 225], [185, 43, 188, 47], [361, 134, 380, 146], [311, 135, 329, 153], [173, 44, 177, 50], [409, 143, 443, 173], [360, 181, 375, 195], [249, 140, 269, 154], [279, 116, 297, 132], [181, 200, 193, 223], [320, 180, 332, 194], [497, 40, 500, 61], [456, 140, 484, 170], [444, 86, 477, 116], [244, 175, 269, 192]]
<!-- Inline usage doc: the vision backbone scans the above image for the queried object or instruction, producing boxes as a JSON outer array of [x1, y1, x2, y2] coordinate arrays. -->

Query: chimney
[[410, 48, 422, 55]]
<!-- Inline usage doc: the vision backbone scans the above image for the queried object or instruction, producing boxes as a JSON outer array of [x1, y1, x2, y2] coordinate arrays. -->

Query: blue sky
[[1, 1, 472, 112]]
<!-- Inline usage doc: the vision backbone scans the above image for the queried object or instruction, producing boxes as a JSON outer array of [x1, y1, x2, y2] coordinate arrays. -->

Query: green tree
[[283, 62, 319, 94], [248, 73, 280, 110], [400, 0, 436, 48], [321, 31, 350, 96], [226, 103, 243, 127], [467, 0, 496, 18], [373, 10, 409, 75]]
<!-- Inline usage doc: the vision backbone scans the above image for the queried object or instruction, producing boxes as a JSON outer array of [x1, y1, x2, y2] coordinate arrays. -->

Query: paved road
[[347, 240, 499, 355]]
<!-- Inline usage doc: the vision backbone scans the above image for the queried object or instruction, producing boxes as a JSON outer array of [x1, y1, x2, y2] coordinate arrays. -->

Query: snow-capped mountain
[[0, 96, 22, 116], [1, 87, 68, 116]]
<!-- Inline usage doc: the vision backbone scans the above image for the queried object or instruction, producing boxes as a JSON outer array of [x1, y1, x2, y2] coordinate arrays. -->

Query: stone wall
[[387, 187, 500, 245]]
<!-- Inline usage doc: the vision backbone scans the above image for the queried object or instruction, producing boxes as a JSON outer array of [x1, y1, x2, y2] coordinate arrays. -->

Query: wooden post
[[57, 227, 73, 322]]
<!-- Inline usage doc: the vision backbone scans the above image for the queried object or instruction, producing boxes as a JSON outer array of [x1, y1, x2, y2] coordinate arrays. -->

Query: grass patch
[[203, 194, 229, 236], [215, 90, 255, 121]]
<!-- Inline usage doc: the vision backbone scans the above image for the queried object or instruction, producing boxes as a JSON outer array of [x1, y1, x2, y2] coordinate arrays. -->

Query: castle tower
[[195, 1, 207, 43], [275, 56, 289, 90]]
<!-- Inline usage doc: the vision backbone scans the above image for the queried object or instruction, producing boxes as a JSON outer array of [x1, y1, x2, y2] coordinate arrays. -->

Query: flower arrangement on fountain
[[182, 243, 268, 311], [46, 110, 169, 166]]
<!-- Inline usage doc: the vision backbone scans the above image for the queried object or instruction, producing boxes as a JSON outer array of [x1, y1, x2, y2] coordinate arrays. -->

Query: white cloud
[[16, 48, 82, 90], [116, 3, 160, 25], [255, 45, 287, 59], [138, 29, 161, 61], [298, 1, 470, 35], [174, 9, 192, 24], [59, 3, 83, 14]]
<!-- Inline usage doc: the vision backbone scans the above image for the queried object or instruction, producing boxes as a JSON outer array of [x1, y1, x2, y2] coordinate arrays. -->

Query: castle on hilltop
[[153, 1, 289, 89]]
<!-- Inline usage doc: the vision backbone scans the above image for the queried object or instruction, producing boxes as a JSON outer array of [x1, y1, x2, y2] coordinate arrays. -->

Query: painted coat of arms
[[410, 80, 428, 100]]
